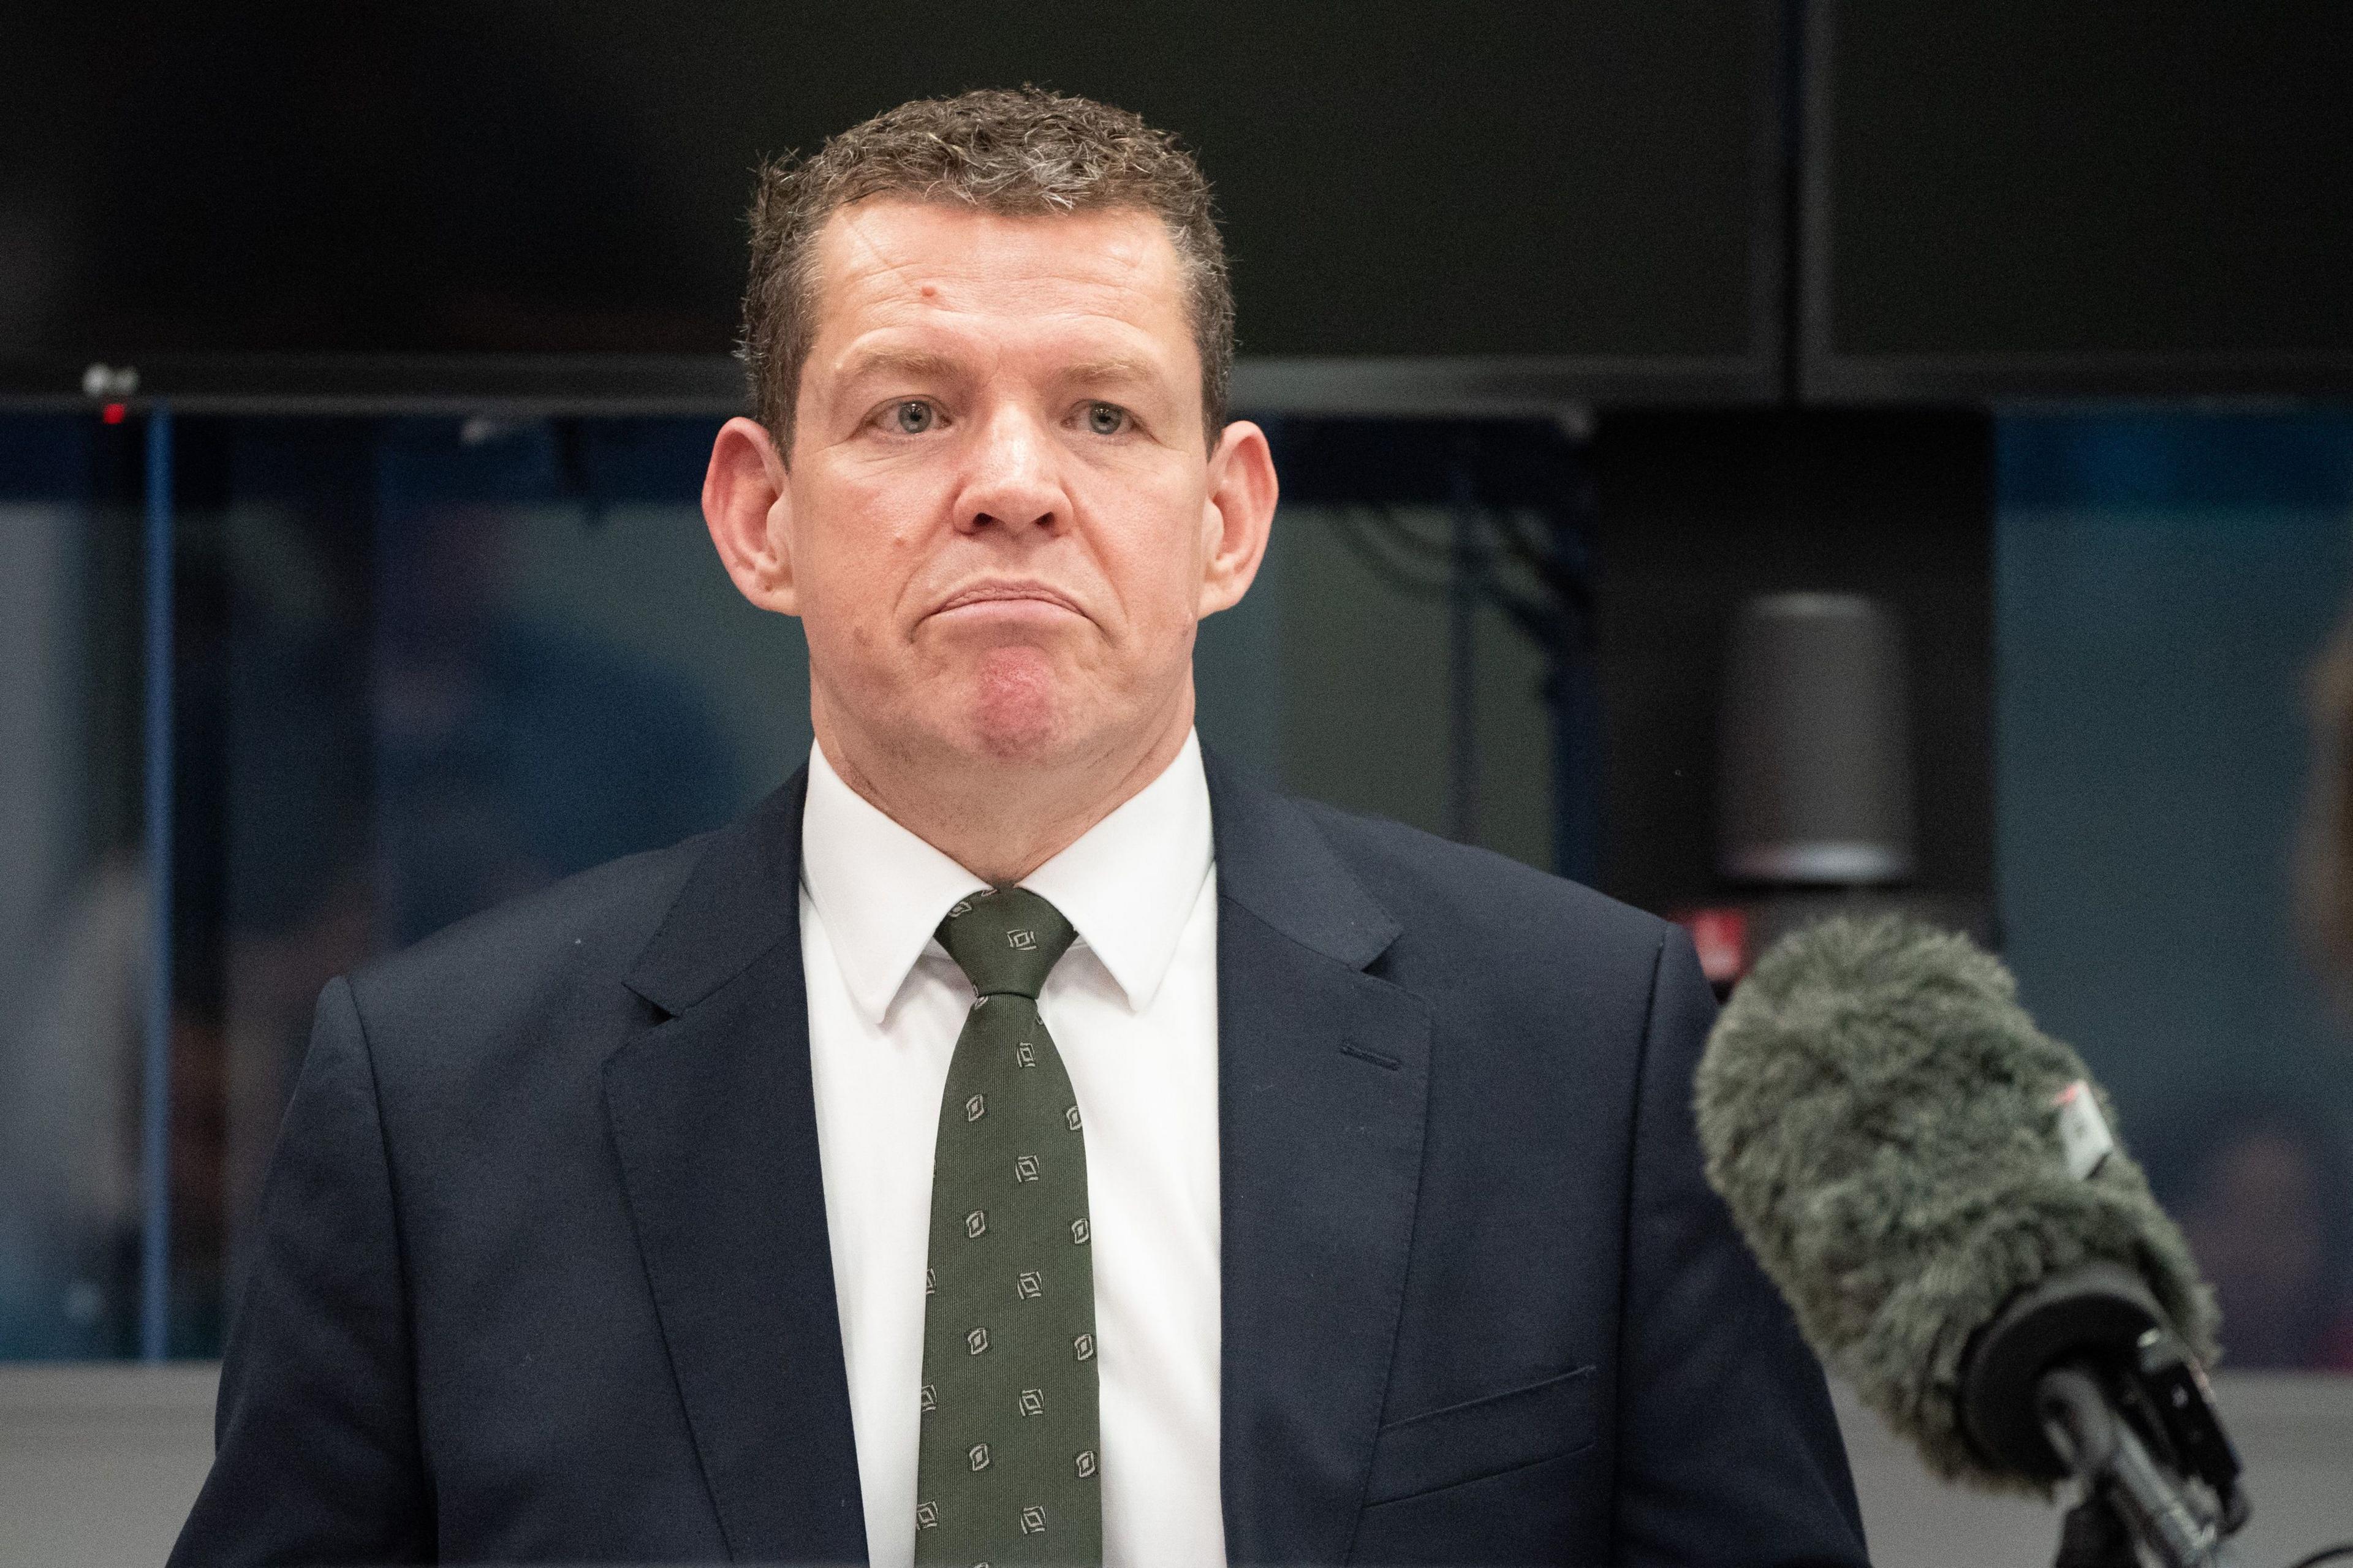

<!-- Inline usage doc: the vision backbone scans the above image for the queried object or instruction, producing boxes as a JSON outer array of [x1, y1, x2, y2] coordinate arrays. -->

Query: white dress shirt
[[800, 732, 1225, 1567]]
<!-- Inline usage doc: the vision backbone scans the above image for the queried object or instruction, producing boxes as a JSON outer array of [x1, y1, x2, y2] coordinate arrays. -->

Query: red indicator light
[[102, 402, 127, 424]]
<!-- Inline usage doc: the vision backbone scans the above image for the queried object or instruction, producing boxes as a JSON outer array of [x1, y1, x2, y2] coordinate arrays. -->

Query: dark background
[[12, 1, 2353, 403], [1, 2, 1773, 376], [1813, 0, 2353, 387]]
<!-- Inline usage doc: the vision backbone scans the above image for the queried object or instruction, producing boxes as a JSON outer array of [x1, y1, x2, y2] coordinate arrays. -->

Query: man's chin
[[952, 648, 1078, 761], [959, 698, 1072, 765]]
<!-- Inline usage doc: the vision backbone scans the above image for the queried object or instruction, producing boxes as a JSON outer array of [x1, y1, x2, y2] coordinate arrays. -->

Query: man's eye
[[1085, 402, 1128, 436], [890, 401, 936, 434]]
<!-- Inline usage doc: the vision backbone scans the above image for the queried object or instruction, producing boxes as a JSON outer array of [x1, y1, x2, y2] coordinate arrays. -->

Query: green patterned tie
[[914, 886, 1101, 1566]]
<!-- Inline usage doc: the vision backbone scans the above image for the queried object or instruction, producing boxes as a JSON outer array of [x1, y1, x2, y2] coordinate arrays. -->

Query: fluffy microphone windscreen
[[1694, 915, 2218, 1492]]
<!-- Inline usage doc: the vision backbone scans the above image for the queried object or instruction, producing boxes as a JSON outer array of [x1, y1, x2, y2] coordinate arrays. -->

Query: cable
[[1350, 502, 1460, 563], [2283, 1546, 2353, 1568], [1321, 504, 1584, 648], [1487, 507, 1594, 615], [1324, 507, 1452, 601], [1371, 506, 1564, 631]]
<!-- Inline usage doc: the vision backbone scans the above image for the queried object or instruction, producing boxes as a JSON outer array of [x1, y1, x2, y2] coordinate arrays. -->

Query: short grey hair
[[739, 86, 1233, 452]]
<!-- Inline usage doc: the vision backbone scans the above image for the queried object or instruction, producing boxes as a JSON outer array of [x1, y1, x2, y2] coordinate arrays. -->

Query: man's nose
[[955, 407, 1065, 536]]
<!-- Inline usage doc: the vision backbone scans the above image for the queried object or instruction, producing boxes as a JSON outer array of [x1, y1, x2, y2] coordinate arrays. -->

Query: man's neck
[[812, 697, 1196, 886]]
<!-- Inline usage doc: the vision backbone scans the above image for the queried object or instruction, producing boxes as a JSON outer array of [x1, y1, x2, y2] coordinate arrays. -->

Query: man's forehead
[[809, 199, 1188, 331]]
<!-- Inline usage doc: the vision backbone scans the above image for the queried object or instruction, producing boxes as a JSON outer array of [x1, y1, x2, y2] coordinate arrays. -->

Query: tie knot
[[935, 885, 1077, 999]]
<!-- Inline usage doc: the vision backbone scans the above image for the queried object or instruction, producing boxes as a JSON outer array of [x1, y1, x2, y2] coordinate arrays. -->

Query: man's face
[[749, 199, 1268, 777]]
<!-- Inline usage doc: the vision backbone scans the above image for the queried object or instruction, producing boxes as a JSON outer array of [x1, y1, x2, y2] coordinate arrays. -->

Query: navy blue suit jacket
[[172, 754, 1868, 1566]]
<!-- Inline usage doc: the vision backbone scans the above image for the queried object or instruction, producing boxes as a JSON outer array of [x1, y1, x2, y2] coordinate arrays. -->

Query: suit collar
[[627, 745, 1397, 1012], [623, 770, 806, 1018], [1203, 748, 1403, 972], [624, 746, 1402, 1001]]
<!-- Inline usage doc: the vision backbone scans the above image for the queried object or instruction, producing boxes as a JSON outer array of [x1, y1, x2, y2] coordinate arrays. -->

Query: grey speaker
[[1717, 593, 1914, 885]]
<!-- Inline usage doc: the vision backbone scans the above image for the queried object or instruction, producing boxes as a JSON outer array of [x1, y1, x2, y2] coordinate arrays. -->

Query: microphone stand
[[2040, 1365, 2240, 1568], [1961, 1263, 2249, 1568]]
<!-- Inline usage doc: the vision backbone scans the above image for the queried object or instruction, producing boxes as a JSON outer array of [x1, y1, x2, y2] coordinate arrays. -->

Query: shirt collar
[[799, 731, 1214, 1025]]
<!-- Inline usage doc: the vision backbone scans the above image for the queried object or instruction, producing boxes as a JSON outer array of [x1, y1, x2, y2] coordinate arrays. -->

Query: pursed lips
[[927, 580, 1089, 621]]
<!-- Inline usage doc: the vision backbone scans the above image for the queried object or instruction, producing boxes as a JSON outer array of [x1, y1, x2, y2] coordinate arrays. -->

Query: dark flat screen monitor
[[1804, 0, 2353, 400], [2, 2, 1783, 409]]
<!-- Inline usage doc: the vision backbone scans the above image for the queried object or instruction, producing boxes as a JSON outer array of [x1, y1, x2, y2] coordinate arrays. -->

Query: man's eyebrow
[[1059, 355, 1163, 388], [833, 347, 967, 384]]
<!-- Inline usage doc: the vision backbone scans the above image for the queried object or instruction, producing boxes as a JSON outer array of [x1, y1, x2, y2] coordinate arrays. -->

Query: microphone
[[1696, 914, 2248, 1567]]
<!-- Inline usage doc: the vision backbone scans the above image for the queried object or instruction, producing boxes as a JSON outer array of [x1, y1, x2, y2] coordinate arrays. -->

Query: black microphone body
[[1696, 916, 2244, 1565]]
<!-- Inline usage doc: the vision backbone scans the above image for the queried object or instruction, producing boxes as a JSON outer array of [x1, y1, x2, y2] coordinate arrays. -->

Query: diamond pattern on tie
[[915, 887, 1100, 1566]]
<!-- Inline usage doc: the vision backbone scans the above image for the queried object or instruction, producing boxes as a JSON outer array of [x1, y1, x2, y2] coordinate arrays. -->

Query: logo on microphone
[[2052, 1080, 2115, 1180]]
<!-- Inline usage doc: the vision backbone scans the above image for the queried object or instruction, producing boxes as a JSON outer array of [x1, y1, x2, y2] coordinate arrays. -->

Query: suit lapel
[[1207, 756, 1433, 1564], [605, 770, 868, 1564]]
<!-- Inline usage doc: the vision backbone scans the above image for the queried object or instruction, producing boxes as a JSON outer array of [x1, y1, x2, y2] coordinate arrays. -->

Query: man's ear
[[703, 416, 799, 616], [1197, 419, 1279, 618]]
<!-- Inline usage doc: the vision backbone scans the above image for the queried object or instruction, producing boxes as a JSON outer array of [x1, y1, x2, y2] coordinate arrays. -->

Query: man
[[173, 89, 1866, 1566]]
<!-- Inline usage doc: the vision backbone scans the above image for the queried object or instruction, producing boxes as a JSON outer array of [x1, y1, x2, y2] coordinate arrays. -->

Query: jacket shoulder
[[344, 834, 711, 1041], [1290, 797, 1678, 982]]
